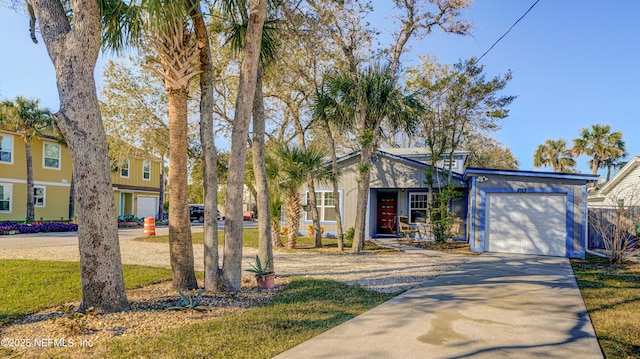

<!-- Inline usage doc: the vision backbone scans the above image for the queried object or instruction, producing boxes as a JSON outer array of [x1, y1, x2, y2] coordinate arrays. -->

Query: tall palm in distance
[[0, 97, 52, 222], [533, 139, 576, 173], [571, 124, 625, 176], [268, 144, 330, 250]]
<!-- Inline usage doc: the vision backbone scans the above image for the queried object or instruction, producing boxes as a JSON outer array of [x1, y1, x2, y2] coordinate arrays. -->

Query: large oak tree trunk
[[167, 89, 198, 290], [223, 0, 268, 291], [252, 67, 274, 272], [25, 141, 35, 222], [31, 0, 128, 312], [189, 0, 222, 292]]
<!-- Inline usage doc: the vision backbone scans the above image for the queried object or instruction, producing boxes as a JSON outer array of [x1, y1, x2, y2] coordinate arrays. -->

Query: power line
[[477, 0, 541, 63]]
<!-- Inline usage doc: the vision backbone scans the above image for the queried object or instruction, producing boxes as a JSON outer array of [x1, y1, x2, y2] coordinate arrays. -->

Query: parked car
[[189, 205, 221, 223], [189, 205, 205, 223]]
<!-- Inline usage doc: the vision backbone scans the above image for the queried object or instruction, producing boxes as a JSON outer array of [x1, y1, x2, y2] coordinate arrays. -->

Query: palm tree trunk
[[189, 0, 222, 292], [323, 120, 344, 250], [32, 0, 128, 312], [252, 67, 274, 271], [352, 144, 372, 253], [291, 105, 322, 248], [167, 88, 198, 290], [223, 0, 268, 291], [285, 194, 301, 249], [25, 140, 35, 222]]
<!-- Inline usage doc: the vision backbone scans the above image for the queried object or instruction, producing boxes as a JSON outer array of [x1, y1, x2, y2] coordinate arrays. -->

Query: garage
[[486, 193, 566, 256], [137, 196, 158, 219], [465, 168, 598, 259]]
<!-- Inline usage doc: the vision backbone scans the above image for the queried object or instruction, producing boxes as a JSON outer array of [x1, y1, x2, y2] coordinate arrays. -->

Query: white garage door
[[486, 193, 567, 257], [137, 196, 158, 219]]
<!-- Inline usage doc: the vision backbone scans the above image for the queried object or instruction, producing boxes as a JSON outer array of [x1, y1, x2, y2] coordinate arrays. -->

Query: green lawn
[[0, 260, 172, 325], [103, 278, 394, 358], [135, 228, 392, 252], [0, 259, 394, 359], [571, 255, 640, 359]]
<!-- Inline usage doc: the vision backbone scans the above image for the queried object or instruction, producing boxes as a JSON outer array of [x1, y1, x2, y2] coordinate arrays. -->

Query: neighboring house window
[[34, 186, 45, 207], [0, 134, 13, 163], [409, 192, 429, 223], [441, 158, 458, 170], [43, 142, 61, 169], [120, 159, 130, 178], [142, 160, 151, 181], [305, 190, 338, 223], [0, 183, 11, 212]]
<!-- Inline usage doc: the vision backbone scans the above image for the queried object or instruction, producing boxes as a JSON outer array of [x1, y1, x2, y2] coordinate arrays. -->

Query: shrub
[[0, 221, 78, 235], [345, 227, 355, 242]]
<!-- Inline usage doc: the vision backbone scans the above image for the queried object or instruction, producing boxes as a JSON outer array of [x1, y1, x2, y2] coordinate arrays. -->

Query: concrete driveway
[[275, 252, 603, 359]]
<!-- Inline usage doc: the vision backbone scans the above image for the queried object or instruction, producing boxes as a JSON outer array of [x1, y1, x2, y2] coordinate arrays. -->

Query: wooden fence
[[588, 207, 640, 249]]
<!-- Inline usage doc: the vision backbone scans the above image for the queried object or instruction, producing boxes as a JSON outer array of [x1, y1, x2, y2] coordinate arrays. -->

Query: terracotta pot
[[256, 274, 275, 289]]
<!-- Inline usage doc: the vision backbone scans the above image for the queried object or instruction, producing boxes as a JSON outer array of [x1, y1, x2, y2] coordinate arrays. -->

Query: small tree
[[590, 184, 640, 264], [430, 184, 462, 243]]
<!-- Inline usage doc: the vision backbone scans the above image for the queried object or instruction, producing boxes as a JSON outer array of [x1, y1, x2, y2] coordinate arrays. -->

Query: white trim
[[42, 142, 61, 170], [303, 189, 341, 224], [33, 185, 46, 207], [597, 156, 640, 195], [0, 182, 12, 213], [120, 159, 130, 178], [0, 178, 71, 187], [409, 192, 429, 224], [142, 160, 151, 181], [0, 133, 14, 165]]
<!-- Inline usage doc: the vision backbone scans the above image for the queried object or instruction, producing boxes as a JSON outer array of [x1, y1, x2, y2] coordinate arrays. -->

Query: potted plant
[[246, 255, 275, 289]]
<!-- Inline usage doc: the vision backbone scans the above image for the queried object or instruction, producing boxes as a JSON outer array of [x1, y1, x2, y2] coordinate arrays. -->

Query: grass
[[0, 260, 172, 325], [571, 255, 640, 359], [103, 278, 394, 358], [134, 228, 393, 252]]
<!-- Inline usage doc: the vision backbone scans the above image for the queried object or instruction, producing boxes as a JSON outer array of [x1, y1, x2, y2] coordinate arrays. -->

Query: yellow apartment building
[[0, 130, 162, 222]]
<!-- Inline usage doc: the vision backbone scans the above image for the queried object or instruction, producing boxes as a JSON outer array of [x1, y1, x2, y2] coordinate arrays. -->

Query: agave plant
[[166, 289, 207, 312], [245, 255, 274, 279]]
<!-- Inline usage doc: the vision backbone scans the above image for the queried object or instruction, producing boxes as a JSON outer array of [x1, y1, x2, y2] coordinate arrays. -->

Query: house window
[[142, 160, 151, 181], [305, 190, 339, 223], [0, 135, 13, 163], [0, 183, 11, 212], [409, 192, 429, 223], [441, 158, 458, 169], [120, 159, 130, 178], [34, 186, 45, 207], [43, 143, 61, 169]]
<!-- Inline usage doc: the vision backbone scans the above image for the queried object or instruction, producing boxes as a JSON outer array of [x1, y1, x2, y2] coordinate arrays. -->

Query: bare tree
[[590, 184, 640, 264]]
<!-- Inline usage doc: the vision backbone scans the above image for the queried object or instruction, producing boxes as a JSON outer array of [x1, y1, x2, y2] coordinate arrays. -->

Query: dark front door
[[376, 191, 398, 235]]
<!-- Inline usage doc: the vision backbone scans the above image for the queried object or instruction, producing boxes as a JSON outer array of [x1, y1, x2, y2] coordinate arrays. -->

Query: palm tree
[[269, 144, 329, 249], [325, 64, 419, 253], [533, 139, 576, 173], [571, 124, 625, 175], [0, 97, 52, 222]]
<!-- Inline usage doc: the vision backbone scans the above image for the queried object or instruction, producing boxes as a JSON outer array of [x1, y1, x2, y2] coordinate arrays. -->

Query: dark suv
[[189, 205, 220, 222], [189, 205, 205, 223]]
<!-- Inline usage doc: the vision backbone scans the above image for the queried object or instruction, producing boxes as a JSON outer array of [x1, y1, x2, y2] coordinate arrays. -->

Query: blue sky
[[0, 1, 638, 177]]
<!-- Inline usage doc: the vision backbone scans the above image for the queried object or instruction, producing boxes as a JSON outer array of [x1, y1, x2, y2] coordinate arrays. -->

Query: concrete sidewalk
[[275, 252, 603, 359]]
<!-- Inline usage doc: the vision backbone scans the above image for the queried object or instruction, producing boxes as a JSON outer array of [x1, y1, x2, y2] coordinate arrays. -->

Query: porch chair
[[398, 216, 419, 242]]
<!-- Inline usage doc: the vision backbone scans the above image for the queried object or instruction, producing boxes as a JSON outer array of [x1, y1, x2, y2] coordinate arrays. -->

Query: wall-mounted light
[[477, 176, 489, 183]]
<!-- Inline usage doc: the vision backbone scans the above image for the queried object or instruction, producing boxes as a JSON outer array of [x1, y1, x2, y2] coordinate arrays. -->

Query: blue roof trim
[[463, 167, 598, 182]]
